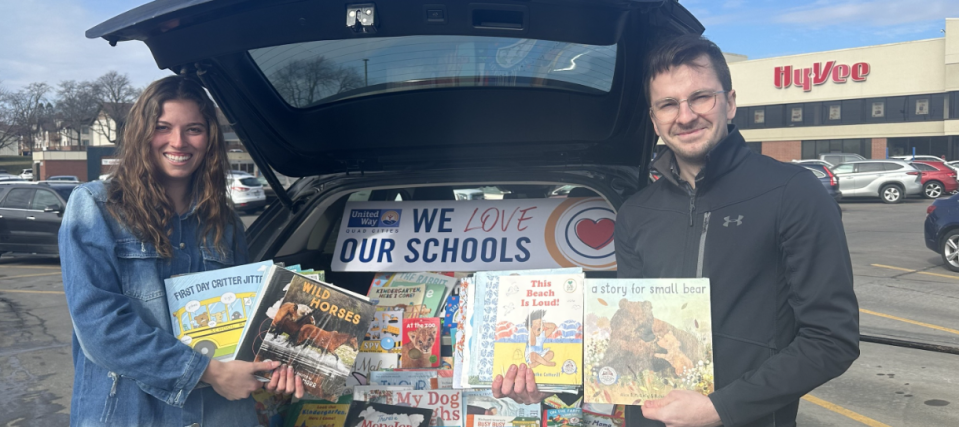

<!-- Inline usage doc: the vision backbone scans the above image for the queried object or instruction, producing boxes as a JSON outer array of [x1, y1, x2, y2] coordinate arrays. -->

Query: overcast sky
[[0, 0, 955, 93]]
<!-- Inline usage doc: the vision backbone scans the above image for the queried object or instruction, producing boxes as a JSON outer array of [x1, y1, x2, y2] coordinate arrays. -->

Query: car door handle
[[26, 216, 36, 220]]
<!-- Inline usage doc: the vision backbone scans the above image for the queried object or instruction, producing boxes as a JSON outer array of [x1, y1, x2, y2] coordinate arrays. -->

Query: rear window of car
[[238, 177, 261, 187], [883, 163, 904, 171], [250, 36, 617, 108], [911, 163, 937, 171], [53, 187, 75, 201], [858, 163, 884, 172]]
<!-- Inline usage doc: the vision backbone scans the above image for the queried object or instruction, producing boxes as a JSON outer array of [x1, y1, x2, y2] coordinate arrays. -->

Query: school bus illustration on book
[[171, 292, 257, 359]]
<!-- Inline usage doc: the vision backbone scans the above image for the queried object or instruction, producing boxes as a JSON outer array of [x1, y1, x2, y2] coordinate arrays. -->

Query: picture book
[[583, 278, 713, 405], [453, 277, 471, 389], [466, 268, 582, 387], [491, 274, 584, 387], [282, 395, 352, 427], [463, 390, 540, 423], [361, 309, 405, 353], [299, 270, 326, 282], [253, 270, 376, 400], [368, 272, 394, 295], [252, 388, 292, 427], [543, 408, 583, 427], [370, 370, 437, 390], [444, 293, 460, 336], [348, 352, 400, 389], [388, 272, 459, 316], [164, 260, 273, 361], [371, 284, 428, 319], [236, 265, 310, 363], [353, 387, 463, 427], [401, 317, 441, 368], [344, 401, 433, 427]]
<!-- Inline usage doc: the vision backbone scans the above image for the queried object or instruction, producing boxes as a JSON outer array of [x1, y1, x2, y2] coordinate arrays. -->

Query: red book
[[401, 317, 441, 368]]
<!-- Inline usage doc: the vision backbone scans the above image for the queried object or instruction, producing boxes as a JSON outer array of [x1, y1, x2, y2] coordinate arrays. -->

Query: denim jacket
[[60, 181, 258, 427]]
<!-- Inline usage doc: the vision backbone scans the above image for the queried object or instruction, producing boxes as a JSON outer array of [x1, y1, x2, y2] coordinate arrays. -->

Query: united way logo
[[380, 210, 401, 226], [348, 209, 402, 227], [545, 198, 616, 270]]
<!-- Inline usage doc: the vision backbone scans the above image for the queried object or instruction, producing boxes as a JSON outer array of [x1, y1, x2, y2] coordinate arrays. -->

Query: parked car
[[819, 153, 866, 167], [46, 175, 81, 182], [924, 193, 959, 271], [19, 169, 33, 181], [0, 174, 25, 182], [892, 155, 945, 163], [792, 159, 835, 168], [454, 189, 485, 200], [227, 172, 266, 213], [910, 161, 958, 199], [831, 160, 923, 203], [87, 1, 701, 293], [0, 182, 79, 256], [801, 166, 841, 202]]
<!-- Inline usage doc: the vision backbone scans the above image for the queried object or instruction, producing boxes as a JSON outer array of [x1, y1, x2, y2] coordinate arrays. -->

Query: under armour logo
[[723, 215, 743, 227]]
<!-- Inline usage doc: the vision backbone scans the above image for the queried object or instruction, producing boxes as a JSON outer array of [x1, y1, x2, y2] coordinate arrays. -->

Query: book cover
[[543, 408, 583, 427], [253, 270, 376, 400], [361, 309, 405, 353], [370, 370, 437, 390], [583, 278, 713, 405], [371, 284, 428, 319], [236, 265, 308, 363], [491, 274, 584, 387], [348, 352, 400, 389], [467, 268, 582, 387], [344, 401, 433, 427], [353, 387, 463, 427], [401, 317, 441, 368], [453, 278, 472, 389], [282, 395, 352, 427], [165, 260, 273, 361], [463, 390, 540, 423], [444, 293, 460, 337], [368, 272, 394, 295], [388, 272, 459, 317], [252, 388, 292, 427]]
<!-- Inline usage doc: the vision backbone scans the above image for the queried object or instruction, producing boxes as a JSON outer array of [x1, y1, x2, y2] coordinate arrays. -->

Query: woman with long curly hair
[[59, 75, 300, 426]]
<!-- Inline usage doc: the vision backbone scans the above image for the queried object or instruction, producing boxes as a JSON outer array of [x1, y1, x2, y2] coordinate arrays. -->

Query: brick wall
[[871, 138, 887, 159], [761, 140, 802, 162], [40, 160, 88, 181]]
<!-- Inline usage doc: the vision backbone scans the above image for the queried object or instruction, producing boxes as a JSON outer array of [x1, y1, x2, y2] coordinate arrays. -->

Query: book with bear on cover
[[353, 386, 464, 427], [401, 317, 441, 368], [344, 401, 433, 427], [583, 278, 713, 405], [251, 268, 376, 400], [164, 260, 274, 361], [491, 273, 585, 387]]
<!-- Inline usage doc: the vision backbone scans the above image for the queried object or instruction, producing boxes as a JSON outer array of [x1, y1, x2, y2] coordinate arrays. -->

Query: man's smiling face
[[649, 55, 737, 166]]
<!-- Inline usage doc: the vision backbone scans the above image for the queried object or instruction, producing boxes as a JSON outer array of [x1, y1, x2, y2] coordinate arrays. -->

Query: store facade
[[728, 18, 959, 162]]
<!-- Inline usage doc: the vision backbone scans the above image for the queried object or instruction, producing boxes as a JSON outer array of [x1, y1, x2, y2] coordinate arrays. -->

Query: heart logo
[[575, 218, 615, 250]]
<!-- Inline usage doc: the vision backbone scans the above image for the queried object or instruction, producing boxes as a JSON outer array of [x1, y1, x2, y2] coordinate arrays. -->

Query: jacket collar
[[651, 125, 749, 191]]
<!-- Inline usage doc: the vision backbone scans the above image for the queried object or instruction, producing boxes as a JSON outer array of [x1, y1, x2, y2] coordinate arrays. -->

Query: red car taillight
[[824, 167, 837, 186], [231, 186, 250, 192], [928, 205, 937, 215], [906, 171, 920, 175]]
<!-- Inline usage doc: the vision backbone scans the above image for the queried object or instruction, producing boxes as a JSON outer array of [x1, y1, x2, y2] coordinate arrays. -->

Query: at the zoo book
[[252, 268, 376, 400], [583, 278, 714, 405]]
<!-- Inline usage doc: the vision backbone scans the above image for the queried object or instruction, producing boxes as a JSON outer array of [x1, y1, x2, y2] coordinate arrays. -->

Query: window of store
[[949, 91, 958, 120], [888, 136, 950, 159], [753, 108, 765, 125], [827, 103, 841, 122], [841, 99, 862, 125], [801, 139, 869, 159], [789, 105, 804, 125]]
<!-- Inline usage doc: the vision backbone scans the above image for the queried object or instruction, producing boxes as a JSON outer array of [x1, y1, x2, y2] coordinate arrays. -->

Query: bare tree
[[56, 80, 101, 147], [270, 57, 363, 107], [0, 82, 19, 153], [92, 71, 140, 145], [0, 82, 52, 154]]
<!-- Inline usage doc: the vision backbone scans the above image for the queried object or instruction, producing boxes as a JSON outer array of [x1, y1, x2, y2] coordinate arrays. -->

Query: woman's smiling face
[[150, 99, 208, 187]]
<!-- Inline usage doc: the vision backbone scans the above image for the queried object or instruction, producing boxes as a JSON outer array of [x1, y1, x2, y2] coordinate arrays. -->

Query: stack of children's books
[[167, 261, 715, 427]]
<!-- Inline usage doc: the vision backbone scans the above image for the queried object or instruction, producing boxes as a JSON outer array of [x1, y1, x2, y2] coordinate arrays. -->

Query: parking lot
[[1, 201, 959, 426]]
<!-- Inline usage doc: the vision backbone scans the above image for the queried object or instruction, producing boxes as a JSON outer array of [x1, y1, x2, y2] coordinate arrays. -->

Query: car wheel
[[879, 184, 903, 204], [923, 181, 944, 199], [194, 341, 217, 357]]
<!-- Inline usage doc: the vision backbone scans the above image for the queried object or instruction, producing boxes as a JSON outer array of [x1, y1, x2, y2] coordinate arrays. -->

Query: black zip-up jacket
[[616, 126, 859, 427]]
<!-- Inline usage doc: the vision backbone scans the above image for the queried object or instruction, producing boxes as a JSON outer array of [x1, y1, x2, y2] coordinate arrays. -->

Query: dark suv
[[0, 182, 78, 256]]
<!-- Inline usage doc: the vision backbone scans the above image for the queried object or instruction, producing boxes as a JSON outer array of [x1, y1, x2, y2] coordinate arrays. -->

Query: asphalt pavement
[[1, 200, 958, 426]]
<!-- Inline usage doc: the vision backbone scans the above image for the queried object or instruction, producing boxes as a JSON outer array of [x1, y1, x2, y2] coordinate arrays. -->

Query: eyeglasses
[[649, 90, 727, 122]]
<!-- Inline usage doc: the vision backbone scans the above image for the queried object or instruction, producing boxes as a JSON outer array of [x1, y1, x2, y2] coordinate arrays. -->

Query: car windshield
[[250, 35, 617, 108]]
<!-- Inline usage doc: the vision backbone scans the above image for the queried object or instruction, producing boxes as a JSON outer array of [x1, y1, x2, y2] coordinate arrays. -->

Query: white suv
[[831, 160, 923, 203], [226, 172, 266, 213], [19, 169, 33, 181]]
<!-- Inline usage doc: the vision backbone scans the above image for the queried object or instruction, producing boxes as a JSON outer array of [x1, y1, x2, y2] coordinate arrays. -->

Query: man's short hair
[[644, 34, 732, 103]]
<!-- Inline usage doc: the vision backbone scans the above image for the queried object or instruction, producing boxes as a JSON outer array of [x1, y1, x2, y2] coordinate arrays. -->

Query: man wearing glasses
[[493, 35, 859, 427], [614, 34, 860, 426]]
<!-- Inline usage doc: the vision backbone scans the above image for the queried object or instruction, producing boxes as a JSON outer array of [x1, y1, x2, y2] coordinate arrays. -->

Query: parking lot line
[[802, 395, 892, 427], [870, 263, 959, 280], [0, 289, 64, 295], [0, 272, 63, 280], [860, 308, 959, 336]]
